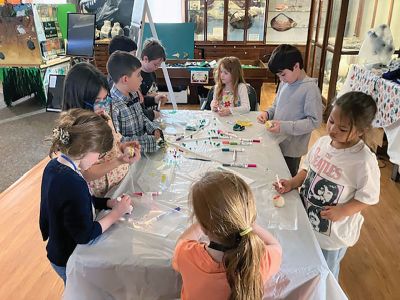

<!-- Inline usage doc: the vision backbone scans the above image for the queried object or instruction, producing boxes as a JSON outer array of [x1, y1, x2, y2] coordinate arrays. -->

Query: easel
[[129, 0, 178, 110]]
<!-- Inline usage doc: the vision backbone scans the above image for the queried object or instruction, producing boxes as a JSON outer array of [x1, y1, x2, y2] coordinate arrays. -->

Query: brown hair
[[107, 50, 141, 83], [190, 171, 265, 300], [49, 108, 113, 159], [214, 57, 246, 107], [330, 91, 377, 145], [141, 38, 166, 61]]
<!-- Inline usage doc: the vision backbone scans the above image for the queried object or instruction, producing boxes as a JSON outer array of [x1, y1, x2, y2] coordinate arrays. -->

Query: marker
[[187, 157, 212, 162], [241, 138, 260, 143], [222, 140, 251, 146], [133, 192, 162, 197], [233, 150, 237, 162], [276, 174, 283, 189], [153, 207, 181, 222], [222, 163, 257, 168], [221, 148, 244, 152]]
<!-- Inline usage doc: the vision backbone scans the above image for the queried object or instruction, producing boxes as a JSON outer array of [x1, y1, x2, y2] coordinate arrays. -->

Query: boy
[[257, 44, 323, 177], [139, 39, 168, 118], [108, 36, 157, 121], [108, 36, 138, 87], [107, 50, 162, 153]]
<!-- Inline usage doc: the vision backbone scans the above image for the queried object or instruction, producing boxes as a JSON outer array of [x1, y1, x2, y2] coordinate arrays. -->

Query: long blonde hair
[[214, 57, 246, 107], [49, 108, 113, 159], [190, 171, 265, 300]]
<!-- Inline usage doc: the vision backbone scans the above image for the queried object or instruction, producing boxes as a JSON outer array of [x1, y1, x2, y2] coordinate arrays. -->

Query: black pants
[[284, 156, 301, 177]]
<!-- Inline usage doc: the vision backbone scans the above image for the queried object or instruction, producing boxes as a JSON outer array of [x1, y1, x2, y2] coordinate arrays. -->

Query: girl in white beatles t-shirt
[[274, 91, 380, 280]]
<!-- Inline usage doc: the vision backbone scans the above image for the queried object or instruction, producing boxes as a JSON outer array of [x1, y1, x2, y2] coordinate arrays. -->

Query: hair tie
[[239, 227, 253, 237]]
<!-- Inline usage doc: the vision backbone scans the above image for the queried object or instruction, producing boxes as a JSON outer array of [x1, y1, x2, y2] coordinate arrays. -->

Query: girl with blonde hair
[[173, 171, 282, 300], [211, 56, 251, 116]]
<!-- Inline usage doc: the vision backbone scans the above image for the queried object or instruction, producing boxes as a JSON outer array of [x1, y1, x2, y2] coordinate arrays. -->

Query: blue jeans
[[322, 247, 347, 281], [51, 262, 66, 285]]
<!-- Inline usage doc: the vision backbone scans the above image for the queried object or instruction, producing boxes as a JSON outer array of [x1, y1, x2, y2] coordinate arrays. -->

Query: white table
[[64, 111, 347, 300]]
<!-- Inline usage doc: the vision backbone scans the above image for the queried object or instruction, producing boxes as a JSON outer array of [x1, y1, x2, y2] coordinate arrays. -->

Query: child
[[257, 44, 323, 177], [210, 56, 250, 116], [274, 91, 380, 280], [108, 37, 158, 121], [40, 109, 133, 284], [107, 50, 163, 153], [107, 35, 138, 87], [62, 62, 141, 197], [139, 38, 168, 119], [173, 171, 282, 299]]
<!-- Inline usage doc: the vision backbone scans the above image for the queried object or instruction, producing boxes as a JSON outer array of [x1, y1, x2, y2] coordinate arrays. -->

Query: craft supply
[[273, 195, 285, 207], [233, 150, 237, 162], [265, 121, 274, 129], [221, 148, 244, 152], [222, 140, 251, 146], [133, 192, 162, 197], [276, 174, 283, 189], [233, 123, 245, 131], [241, 138, 260, 143], [222, 163, 257, 168], [187, 157, 212, 162], [235, 120, 253, 127], [150, 207, 181, 223]]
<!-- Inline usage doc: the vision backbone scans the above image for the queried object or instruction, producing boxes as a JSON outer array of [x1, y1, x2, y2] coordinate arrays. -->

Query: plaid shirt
[[110, 85, 159, 153]]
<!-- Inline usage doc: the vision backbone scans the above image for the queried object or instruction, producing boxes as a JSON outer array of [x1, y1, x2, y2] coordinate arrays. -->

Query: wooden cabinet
[[93, 39, 110, 74]]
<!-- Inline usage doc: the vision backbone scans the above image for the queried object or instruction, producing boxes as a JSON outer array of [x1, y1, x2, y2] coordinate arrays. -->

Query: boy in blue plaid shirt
[[107, 51, 162, 153]]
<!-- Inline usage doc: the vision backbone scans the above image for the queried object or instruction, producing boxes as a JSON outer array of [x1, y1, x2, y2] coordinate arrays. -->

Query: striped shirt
[[110, 85, 159, 152]]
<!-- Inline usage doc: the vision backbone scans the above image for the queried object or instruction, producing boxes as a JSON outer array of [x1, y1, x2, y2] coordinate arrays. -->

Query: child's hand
[[267, 120, 280, 133], [273, 179, 293, 194], [119, 141, 141, 164], [153, 110, 161, 120], [155, 94, 168, 105], [257, 111, 268, 123], [320, 205, 347, 222], [138, 90, 145, 104], [218, 107, 231, 116], [153, 129, 163, 140], [210, 100, 219, 112], [114, 194, 133, 215]]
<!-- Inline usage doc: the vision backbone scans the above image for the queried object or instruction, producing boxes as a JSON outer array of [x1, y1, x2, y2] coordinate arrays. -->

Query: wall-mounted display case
[[186, 0, 311, 64], [305, 0, 400, 104]]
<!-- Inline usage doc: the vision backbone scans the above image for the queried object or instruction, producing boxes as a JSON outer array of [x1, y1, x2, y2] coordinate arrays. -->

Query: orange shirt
[[172, 240, 281, 300]]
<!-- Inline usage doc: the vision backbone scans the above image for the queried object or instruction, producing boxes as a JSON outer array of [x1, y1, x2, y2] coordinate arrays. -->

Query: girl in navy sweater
[[40, 109, 132, 284]]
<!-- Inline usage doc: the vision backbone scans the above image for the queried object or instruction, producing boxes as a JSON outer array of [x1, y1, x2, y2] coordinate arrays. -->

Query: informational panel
[[142, 23, 195, 59]]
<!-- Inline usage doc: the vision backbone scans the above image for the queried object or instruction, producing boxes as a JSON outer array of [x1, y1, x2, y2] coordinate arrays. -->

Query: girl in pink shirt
[[173, 171, 282, 300]]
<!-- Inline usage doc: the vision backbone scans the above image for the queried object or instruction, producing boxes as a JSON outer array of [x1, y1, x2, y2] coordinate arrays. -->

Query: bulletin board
[[142, 23, 195, 59], [0, 4, 43, 66]]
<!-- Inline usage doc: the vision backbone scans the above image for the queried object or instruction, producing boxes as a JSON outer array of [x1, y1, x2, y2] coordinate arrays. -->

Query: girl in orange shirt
[[173, 171, 282, 300]]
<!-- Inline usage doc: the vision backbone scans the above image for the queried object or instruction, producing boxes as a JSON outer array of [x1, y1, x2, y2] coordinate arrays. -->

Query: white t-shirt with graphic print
[[300, 136, 380, 250]]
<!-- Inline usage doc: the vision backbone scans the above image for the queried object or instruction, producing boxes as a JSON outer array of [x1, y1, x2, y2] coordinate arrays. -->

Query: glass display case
[[266, 0, 312, 45], [306, 0, 400, 104], [186, 0, 311, 81]]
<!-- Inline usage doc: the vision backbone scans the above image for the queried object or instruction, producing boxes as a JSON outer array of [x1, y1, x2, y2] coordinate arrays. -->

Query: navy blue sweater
[[40, 159, 109, 267]]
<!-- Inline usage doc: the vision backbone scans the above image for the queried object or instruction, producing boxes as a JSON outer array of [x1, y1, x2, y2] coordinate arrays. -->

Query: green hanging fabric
[[2, 67, 46, 107]]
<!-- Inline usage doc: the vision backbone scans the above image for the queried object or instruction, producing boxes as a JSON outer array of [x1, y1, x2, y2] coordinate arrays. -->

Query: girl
[[40, 109, 132, 284], [139, 38, 169, 120], [62, 62, 141, 197], [211, 56, 250, 116], [274, 91, 380, 280], [173, 171, 282, 300]]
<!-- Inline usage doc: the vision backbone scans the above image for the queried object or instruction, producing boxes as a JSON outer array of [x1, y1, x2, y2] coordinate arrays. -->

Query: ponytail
[[224, 231, 265, 300]]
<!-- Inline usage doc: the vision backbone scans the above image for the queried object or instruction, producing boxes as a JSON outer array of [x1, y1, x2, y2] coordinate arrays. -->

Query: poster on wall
[[34, 4, 65, 60], [0, 4, 43, 66]]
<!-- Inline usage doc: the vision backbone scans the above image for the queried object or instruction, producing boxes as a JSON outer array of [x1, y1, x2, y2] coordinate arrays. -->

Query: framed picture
[[191, 70, 209, 84]]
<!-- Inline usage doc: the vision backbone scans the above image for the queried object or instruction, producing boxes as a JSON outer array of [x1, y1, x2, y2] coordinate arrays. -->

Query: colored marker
[[133, 192, 162, 197], [154, 207, 181, 221], [221, 148, 244, 152], [241, 138, 260, 143], [222, 163, 257, 168], [276, 174, 283, 189]]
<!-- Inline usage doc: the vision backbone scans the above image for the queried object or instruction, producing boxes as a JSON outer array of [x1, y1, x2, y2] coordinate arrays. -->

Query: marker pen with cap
[[222, 163, 257, 168]]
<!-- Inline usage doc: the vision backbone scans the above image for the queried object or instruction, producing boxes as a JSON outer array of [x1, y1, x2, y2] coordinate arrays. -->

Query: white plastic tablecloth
[[64, 111, 347, 300]]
